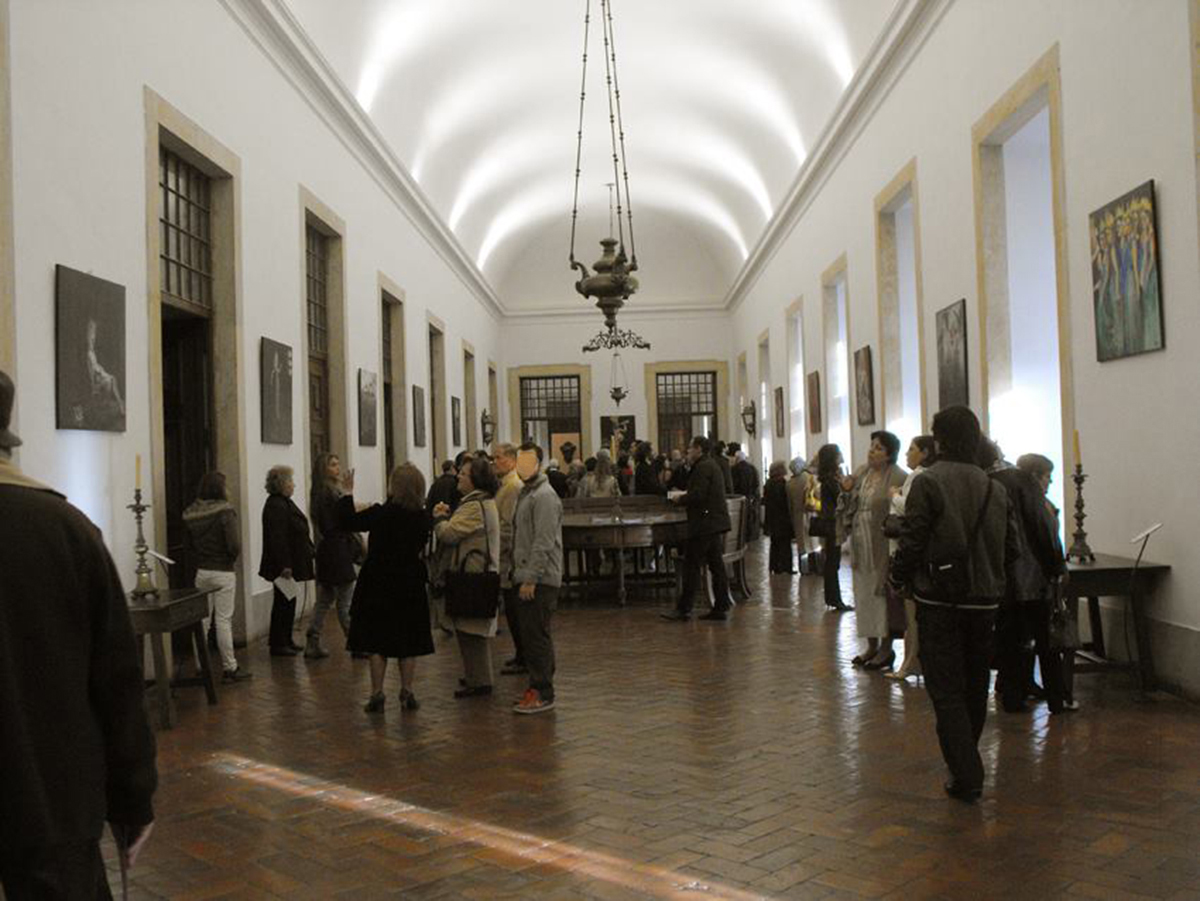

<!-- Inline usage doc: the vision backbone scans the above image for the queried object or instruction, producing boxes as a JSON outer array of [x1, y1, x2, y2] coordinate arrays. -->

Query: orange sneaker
[[512, 688, 555, 714]]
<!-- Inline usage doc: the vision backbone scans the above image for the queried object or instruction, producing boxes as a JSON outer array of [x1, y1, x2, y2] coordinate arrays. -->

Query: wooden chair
[[722, 495, 752, 598]]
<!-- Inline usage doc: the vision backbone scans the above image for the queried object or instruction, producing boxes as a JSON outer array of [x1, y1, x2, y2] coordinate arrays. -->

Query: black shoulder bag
[[926, 479, 993, 602], [444, 501, 501, 619]]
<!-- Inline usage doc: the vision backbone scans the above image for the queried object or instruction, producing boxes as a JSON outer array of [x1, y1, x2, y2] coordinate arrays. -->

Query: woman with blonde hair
[[306, 452, 357, 658], [342, 463, 435, 713], [579, 450, 620, 498]]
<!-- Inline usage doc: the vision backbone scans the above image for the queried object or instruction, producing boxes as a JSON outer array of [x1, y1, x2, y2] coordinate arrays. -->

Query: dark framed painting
[[260, 338, 293, 444], [1090, 179, 1163, 362], [936, 299, 969, 410], [55, 265, 126, 432], [358, 369, 377, 447], [773, 386, 785, 438], [601, 415, 636, 452], [806, 371, 822, 434], [412, 384, 426, 448], [451, 396, 462, 447], [854, 346, 875, 426]]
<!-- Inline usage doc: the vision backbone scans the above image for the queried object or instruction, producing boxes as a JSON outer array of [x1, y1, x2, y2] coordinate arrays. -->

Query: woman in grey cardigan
[[846, 431, 908, 670], [432, 456, 501, 698]]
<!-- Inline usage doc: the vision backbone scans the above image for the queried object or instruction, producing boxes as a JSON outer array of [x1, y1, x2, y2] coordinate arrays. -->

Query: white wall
[[7, 0, 501, 636], [728, 1, 1200, 690], [499, 312, 733, 454]]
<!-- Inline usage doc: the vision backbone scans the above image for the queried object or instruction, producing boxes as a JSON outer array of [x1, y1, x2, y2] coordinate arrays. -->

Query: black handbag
[[808, 515, 833, 539], [925, 480, 993, 602], [881, 512, 904, 540], [443, 501, 500, 619]]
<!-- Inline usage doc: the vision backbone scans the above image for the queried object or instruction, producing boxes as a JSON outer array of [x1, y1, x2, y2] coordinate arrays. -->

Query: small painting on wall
[[601, 415, 636, 453], [413, 384, 426, 448], [260, 338, 293, 444], [358, 369, 377, 447], [806, 371, 822, 434], [55, 265, 127, 432], [1090, 179, 1164, 362], [936, 299, 969, 410], [774, 387, 786, 439], [451, 396, 462, 447], [854, 346, 875, 426]]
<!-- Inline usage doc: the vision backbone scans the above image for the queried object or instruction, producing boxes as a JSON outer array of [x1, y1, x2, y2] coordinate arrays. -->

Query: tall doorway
[[162, 309, 214, 587]]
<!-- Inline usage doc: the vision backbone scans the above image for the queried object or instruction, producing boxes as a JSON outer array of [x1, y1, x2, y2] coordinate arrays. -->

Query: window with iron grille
[[306, 226, 329, 357], [519, 375, 581, 449], [159, 147, 213, 311], [656, 371, 718, 454]]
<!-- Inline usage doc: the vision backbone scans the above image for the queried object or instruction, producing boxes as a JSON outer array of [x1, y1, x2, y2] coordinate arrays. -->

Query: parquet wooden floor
[[106, 543, 1200, 900]]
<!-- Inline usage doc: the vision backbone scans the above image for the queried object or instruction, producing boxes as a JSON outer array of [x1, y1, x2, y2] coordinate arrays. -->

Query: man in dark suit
[[425, 459, 460, 515], [662, 435, 734, 622], [0, 370, 158, 897]]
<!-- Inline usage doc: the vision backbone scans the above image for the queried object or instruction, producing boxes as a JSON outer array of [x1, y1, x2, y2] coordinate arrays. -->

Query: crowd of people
[[190, 414, 1078, 803], [0, 348, 1085, 896]]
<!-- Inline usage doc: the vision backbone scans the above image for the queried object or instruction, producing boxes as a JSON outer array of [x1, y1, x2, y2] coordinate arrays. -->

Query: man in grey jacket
[[890, 405, 1019, 802], [511, 441, 564, 714]]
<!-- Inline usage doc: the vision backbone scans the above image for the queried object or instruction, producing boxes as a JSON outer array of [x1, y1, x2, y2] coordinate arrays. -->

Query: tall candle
[[136, 453, 142, 490], [1073, 430, 1080, 468]]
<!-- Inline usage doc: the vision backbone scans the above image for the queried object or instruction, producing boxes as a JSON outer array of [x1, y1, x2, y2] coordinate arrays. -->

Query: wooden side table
[[1065, 553, 1170, 692], [128, 587, 219, 729]]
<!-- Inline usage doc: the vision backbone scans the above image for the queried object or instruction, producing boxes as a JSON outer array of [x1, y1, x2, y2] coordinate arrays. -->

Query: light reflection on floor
[[210, 752, 766, 900]]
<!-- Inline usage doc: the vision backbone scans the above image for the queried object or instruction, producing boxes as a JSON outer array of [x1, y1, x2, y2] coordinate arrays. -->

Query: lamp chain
[[602, 0, 636, 269], [599, 0, 625, 258], [568, 0, 592, 268]]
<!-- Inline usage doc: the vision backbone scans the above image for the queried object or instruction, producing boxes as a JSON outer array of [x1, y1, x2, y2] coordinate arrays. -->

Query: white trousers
[[195, 569, 238, 672]]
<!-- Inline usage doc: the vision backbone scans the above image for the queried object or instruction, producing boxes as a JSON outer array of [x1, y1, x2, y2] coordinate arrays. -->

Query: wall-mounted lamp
[[480, 409, 495, 446], [741, 401, 757, 437]]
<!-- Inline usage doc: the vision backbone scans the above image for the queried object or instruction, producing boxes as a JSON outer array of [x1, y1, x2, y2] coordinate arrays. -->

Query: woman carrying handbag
[[432, 456, 501, 698]]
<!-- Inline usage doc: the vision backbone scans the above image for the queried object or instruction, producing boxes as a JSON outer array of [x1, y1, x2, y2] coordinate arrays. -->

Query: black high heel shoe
[[399, 689, 420, 711], [363, 692, 385, 713]]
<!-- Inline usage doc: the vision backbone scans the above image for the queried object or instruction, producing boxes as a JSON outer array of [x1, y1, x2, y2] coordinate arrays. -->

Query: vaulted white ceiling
[[283, 0, 899, 312]]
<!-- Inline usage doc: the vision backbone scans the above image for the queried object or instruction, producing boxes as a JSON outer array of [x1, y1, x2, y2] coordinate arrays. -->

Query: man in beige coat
[[493, 444, 527, 676], [785, 456, 812, 567]]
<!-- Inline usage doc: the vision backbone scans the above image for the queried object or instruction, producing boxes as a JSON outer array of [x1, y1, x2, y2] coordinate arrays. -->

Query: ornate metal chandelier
[[569, 0, 649, 354]]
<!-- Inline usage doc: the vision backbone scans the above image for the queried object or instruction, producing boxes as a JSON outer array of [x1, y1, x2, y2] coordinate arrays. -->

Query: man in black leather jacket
[[890, 406, 1019, 802]]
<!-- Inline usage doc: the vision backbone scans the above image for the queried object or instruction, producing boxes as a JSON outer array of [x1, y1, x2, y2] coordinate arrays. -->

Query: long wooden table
[[1064, 552, 1170, 692], [128, 587, 219, 729]]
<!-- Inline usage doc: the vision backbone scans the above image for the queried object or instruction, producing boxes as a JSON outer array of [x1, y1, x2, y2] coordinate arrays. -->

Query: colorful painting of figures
[[1090, 180, 1163, 362]]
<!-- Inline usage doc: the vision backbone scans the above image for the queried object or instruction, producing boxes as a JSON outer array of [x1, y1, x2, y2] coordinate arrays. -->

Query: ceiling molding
[[218, 0, 506, 320], [723, 0, 954, 313]]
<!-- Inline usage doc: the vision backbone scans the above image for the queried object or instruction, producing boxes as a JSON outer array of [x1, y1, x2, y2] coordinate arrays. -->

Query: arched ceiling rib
[[283, 0, 899, 311]]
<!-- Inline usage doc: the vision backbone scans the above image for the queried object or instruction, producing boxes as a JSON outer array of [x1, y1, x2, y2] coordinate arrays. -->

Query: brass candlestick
[[1067, 464, 1095, 563], [128, 487, 158, 598]]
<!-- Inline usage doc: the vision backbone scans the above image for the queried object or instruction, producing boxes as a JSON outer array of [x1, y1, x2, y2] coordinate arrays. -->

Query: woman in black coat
[[341, 463, 434, 713], [815, 444, 849, 610], [307, 452, 358, 658], [762, 460, 794, 574], [258, 465, 315, 656]]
